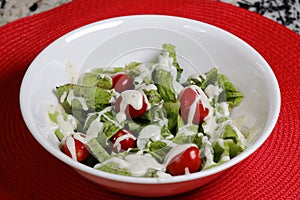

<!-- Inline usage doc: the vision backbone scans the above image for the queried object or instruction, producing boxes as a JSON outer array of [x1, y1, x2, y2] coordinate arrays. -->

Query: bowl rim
[[19, 14, 281, 184]]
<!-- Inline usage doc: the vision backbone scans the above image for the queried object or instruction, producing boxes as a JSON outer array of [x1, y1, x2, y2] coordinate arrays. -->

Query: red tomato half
[[110, 129, 136, 152], [166, 146, 201, 176], [63, 135, 90, 162], [114, 91, 148, 119], [179, 86, 209, 124], [111, 73, 134, 93]]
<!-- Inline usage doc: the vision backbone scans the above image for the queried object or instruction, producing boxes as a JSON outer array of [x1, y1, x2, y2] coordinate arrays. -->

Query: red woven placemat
[[0, 0, 299, 199]]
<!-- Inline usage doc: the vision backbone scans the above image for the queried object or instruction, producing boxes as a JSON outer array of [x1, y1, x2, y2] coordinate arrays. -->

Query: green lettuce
[[163, 101, 180, 134], [86, 138, 110, 163], [153, 68, 176, 102], [162, 43, 183, 81], [56, 84, 113, 113], [218, 74, 243, 109], [148, 141, 172, 163], [80, 72, 112, 89], [96, 161, 131, 176], [213, 124, 245, 162], [172, 124, 198, 144]]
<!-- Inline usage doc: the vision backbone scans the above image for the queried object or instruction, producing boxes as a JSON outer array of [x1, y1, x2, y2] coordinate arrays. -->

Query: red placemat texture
[[0, 0, 299, 199]]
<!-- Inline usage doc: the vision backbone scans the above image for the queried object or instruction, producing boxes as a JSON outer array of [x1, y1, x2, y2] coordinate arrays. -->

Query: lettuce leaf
[[56, 84, 113, 113], [148, 141, 172, 163], [153, 68, 176, 102], [86, 138, 110, 163], [218, 74, 243, 109], [95, 161, 131, 176], [213, 124, 245, 162], [163, 100, 180, 133], [79, 73, 112, 89], [162, 43, 183, 81]]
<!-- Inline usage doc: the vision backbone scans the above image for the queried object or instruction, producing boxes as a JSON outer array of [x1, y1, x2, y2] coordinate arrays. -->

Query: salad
[[47, 43, 247, 177]]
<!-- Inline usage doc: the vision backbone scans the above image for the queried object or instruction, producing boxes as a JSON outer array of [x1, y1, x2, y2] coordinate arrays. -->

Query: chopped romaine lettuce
[[153, 68, 176, 102], [162, 43, 183, 81], [95, 160, 131, 176], [148, 141, 172, 163], [218, 74, 243, 109], [86, 138, 110, 163], [79, 72, 112, 89], [162, 101, 180, 133], [56, 84, 113, 112]]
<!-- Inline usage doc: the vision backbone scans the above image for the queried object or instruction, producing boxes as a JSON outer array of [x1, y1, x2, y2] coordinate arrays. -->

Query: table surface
[[0, 0, 299, 199]]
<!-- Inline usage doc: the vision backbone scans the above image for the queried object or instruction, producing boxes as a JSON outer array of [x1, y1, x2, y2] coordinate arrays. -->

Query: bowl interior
[[20, 15, 280, 185]]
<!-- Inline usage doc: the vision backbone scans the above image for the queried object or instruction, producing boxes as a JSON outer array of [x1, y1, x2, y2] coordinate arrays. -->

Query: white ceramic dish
[[20, 15, 280, 197]]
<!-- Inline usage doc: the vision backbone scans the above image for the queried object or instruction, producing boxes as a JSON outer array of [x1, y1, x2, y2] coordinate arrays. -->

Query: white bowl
[[20, 15, 280, 197]]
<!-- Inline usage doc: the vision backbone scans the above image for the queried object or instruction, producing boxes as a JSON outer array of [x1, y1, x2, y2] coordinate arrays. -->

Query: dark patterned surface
[[224, 0, 300, 33]]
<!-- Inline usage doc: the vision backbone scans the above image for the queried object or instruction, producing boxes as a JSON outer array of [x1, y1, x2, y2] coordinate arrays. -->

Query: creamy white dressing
[[201, 136, 216, 169], [60, 91, 68, 103], [84, 106, 121, 139], [113, 133, 136, 152], [217, 102, 230, 117], [125, 154, 164, 176], [177, 125, 197, 136], [160, 139, 177, 148], [94, 156, 128, 169], [55, 114, 77, 136], [115, 90, 150, 123], [184, 167, 191, 175], [65, 89, 89, 111], [66, 60, 78, 84], [136, 83, 157, 92], [134, 64, 153, 84], [137, 125, 162, 149], [216, 139, 231, 162], [204, 85, 223, 101], [99, 73, 110, 80], [133, 52, 180, 100], [217, 120, 247, 147], [86, 119, 103, 138], [157, 51, 177, 81], [65, 133, 91, 161], [189, 73, 203, 82], [46, 105, 77, 139], [158, 116, 169, 127], [202, 115, 218, 135], [95, 154, 164, 177], [65, 134, 77, 160], [205, 85, 221, 97]]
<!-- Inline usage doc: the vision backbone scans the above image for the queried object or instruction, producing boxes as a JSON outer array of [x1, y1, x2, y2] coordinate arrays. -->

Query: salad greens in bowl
[[20, 15, 280, 197]]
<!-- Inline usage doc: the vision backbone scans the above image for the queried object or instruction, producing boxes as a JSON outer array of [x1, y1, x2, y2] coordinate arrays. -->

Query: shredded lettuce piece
[[218, 74, 243, 109], [95, 160, 131, 176], [153, 68, 176, 102], [56, 84, 113, 112], [163, 101, 180, 133], [86, 138, 110, 163], [148, 141, 172, 163], [162, 43, 183, 81], [79, 72, 112, 89]]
